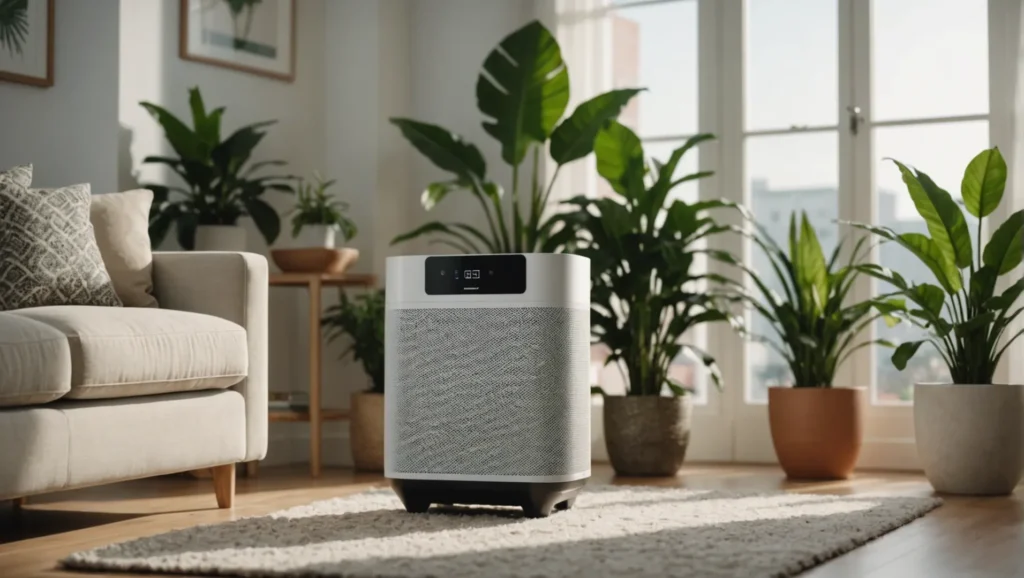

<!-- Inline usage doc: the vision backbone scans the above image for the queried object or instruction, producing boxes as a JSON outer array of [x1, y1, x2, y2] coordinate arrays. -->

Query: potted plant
[[289, 172, 357, 248], [724, 212, 900, 479], [851, 147, 1024, 495], [559, 121, 738, 476], [391, 20, 642, 253], [143, 87, 294, 251], [323, 289, 386, 472]]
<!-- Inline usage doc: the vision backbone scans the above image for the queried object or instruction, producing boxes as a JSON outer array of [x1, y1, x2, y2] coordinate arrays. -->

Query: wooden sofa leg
[[212, 464, 236, 509], [13, 497, 27, 509]]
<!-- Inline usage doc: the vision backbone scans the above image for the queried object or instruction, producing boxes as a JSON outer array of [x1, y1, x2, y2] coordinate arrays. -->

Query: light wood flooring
[[1, 464, 1021, 577]]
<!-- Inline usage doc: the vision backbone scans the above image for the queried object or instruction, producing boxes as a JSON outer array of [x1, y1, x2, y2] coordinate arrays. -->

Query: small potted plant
[[559, 121, 738, 476], [852, 148, 1023, 495], [323, 289, 385, 472], [728, 212, 900, 479], [144, 87, 294, 251], [289, 172, 357, 248]]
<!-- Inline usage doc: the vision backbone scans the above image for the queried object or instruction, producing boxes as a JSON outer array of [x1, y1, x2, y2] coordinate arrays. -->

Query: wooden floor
[[1, 464, 1021, 577]]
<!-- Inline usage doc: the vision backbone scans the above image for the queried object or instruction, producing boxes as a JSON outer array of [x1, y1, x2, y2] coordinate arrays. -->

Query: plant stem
[[511, 161, 521, 253]]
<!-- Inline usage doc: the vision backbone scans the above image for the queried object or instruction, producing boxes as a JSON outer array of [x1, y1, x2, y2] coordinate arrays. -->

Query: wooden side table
[[268, 271, 377, 476]]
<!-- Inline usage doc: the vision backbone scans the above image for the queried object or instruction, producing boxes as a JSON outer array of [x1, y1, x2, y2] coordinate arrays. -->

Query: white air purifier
[[385, 253, 591, 518]]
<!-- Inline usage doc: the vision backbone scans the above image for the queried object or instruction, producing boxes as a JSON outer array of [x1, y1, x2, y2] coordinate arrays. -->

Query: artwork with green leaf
[[850, 148, 1023, 385], [391, 20, 642, 254], [181, 0, 295, 81], [0, 0, 53, 87], [556, 121, 739, 397], [144, 86, 294, 249]]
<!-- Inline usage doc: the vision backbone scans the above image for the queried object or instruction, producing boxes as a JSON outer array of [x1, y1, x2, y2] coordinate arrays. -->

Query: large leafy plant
[[144, 87, 294, 249], [851, 148, 1023, 384], [323, 290, 386, 394], [391, 20, 642, 253], [718, 212, 900, 387], [289, 172, 357, 241], [561, 121, 737, 396]]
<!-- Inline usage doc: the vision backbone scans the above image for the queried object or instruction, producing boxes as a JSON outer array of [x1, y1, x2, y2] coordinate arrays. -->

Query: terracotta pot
[[350, 392, 384, 472], [914, 383, 1023, 495], [194, 225, 246, 252], [768, 386, 864, 480], [271, 247, 359, 274], [604, 396, 692, 476]]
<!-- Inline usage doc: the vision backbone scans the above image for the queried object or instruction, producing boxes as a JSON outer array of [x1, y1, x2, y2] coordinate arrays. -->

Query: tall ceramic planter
[[294, 224, 336, 249], [350, 392, 384, 472], [604, 396, 692, 476], [194, 225, 246, 252], [914, 383, 1023, 495], [768, 387, 864, 480]]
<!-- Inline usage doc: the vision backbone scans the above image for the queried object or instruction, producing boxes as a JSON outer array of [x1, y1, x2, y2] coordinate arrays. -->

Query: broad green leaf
[[970, 265, 999, 307], [985, 277, 1024, 311], [908, 283, 946, 316], [891, 160, 972, 268], [797, 213, 828, 312], [982, 209, 1024, 275], [594, 121, 645, 198], [421, 181, 461, 211], [549, 88, 643, 165], [188, 87, 221, 146], [212, 122, 273, 175], [140, 101, 204, 161], [954, 311, 996, 338], [961, 147, 1006, 218], [476, 20, 569, 165], [899, 232, 962, 294], [390, 118, 486, 183], [243, 197, 281, 245], [390, 221, 482, 252], [892, 340, 926, 370]]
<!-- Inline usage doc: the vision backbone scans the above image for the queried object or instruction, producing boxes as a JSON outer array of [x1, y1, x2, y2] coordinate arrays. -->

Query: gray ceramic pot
[[604, 395, 692, 476], [914, 383, 1023, 495]]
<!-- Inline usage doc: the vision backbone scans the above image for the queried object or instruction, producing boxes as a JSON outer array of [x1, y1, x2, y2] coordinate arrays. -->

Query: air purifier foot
[[390, 478, 587, 518]]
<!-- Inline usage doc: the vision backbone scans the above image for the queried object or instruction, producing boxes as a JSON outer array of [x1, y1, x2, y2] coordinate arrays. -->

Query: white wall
[[118, 0, 329, 466], [0, 0, 120, 193]]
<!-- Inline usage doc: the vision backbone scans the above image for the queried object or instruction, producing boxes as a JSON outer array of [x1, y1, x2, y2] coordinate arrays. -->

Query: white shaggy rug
[[63, 485, 940, 578]]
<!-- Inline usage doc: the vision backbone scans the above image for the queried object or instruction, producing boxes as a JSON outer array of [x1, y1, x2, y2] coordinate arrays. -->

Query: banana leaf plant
[[556, 121, 740, 396], [711, 212, 902, 387], [391, 20, 643, 253], [0, 0, 28, 56], [143, 87, 294, 249], [849, 147, 1023, 384]]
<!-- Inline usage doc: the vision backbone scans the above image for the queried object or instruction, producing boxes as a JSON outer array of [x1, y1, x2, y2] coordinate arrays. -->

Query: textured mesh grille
[[388, 307, 590, 477]]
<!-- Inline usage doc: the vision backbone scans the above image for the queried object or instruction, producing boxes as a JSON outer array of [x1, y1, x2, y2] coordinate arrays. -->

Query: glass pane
[[609, 1, 698, 138], [872, 0, 988, 122], [873, 121, 988, 403], [745, 132, 839, 403], [744, 0, 838, 131]]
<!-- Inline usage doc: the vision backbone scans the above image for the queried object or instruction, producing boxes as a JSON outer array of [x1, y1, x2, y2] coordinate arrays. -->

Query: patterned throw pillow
[[0, 164, 32, 187], [0, 181, 122, 311]]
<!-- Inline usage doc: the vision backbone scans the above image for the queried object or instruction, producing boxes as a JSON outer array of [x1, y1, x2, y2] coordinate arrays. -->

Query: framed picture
[[0, 0, 54, 87], [180, 0, 295, 82]]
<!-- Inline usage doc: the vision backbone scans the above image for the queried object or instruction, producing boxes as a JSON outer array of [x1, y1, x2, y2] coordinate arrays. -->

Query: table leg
[[309, 279, 322, 477]]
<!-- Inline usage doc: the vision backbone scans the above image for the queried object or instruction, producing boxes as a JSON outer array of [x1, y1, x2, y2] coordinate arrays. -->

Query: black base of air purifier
[[389, 478, 588, 519]]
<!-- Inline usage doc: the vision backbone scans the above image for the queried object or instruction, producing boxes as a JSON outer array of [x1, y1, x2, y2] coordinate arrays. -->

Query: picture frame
[[0, 0, 54, 88], [179, 0, 296, 82]]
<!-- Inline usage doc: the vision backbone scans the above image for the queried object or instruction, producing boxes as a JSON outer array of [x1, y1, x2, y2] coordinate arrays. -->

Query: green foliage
[[555, 121, 736, 397], [289, 172, 357, 241], [851, 148, 1024, 384], [143, 87, 294, 249], [390, 20, 642, 254], [322, 290, 386, 394], [0, 0, 27, 56], [723, 213, 897, 387]]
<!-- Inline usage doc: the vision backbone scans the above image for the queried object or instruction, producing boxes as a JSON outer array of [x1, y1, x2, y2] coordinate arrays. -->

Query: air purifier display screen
[[424, 255, 527, 295]]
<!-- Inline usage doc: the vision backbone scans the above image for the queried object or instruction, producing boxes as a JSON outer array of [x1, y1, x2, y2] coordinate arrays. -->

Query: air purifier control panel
[[424, 254, 527, 295]]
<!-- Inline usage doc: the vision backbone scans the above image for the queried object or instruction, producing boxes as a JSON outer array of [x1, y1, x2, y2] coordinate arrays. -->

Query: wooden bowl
[[271, 248, 360, 274]]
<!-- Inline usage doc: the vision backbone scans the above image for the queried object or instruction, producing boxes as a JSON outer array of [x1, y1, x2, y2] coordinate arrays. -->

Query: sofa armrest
[[152, 251, 268, 462]]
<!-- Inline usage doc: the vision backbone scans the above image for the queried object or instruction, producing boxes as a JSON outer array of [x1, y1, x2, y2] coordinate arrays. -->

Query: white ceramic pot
[[194, 225, 247, 252], [914, 383, 1024, 495], [293, 224, 336, 249]]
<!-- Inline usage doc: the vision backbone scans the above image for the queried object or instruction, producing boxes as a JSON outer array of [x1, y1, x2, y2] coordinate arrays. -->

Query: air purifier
[[385, 253, 590, 518]]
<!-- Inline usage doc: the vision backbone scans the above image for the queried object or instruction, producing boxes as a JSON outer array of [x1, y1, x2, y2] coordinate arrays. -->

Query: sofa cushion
[[0, 312, 72, 407], [9, 306, 247, 400], [90, 189, 157, 308]]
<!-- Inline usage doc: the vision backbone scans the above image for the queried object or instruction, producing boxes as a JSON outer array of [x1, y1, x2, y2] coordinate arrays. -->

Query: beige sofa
[[0, 252, 267, 508]]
